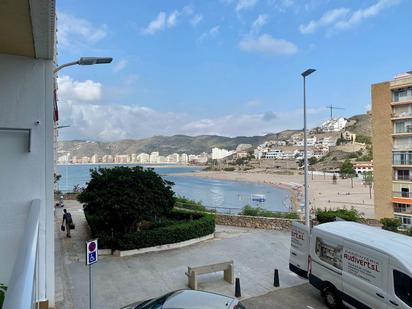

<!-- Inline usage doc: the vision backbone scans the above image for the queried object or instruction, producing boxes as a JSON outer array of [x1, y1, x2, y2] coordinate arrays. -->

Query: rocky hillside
[[345, 113, 371, 136]]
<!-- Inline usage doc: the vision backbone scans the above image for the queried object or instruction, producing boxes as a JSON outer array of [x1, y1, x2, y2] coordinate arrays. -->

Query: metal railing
[[393, 159, 412, 165], [393, 191, 412, 198], [3, 199, 40, 309]]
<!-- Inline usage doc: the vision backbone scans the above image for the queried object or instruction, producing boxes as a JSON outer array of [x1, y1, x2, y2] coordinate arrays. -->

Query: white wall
[[0, 54, 54, 305]]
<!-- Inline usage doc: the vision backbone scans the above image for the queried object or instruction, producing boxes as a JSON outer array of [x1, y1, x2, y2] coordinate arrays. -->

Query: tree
[[363, 171, 374, 199], [78, 166, 175, 234], [340, 159, 356, 187], [308, 156, 317, 165]]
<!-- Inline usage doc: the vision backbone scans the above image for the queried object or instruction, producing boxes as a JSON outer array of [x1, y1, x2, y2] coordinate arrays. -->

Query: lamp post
[[54, 57, 113, 73], [301, 68, 316, 227]]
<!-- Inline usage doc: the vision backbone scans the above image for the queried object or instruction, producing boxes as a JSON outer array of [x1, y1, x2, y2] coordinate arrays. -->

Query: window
[[394, 270, 412, 306], [401, 188, 410, 198], [398, 170, 410, 180], [315, 237, 343, 270]]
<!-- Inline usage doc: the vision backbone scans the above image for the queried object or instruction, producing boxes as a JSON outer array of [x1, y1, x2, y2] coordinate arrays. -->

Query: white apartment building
[[150, 151, 159, 163], [0, 2, 56, 307], [158, 155, 167, 163], [211, 147, 234, 160], [167, 153, 180, 163], [321, 117, 347, 132], [115, 155, 129, 164], [57, 154, 70, 164], [91, 154, 99, 163], [80, 156, 90, 164], [180, 153, 188, 164], [102, 155, 114, 163], [138, 153, 150, 163]]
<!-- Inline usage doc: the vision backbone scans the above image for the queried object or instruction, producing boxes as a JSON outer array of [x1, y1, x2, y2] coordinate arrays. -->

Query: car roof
[[163, 290, 235, 309], [315, 221, 412, 269]]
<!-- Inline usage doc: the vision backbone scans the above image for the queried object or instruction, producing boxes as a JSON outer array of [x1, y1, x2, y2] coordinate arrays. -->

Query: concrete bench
[[185, 260, 234, 290]]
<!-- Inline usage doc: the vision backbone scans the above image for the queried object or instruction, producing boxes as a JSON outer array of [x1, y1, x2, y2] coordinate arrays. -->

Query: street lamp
[[54, 57, 113, 73], [301, 68, 316, 227]]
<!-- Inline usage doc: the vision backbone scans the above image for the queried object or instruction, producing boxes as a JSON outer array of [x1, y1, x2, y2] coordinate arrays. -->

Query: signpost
[[86, 239, 98, 309]]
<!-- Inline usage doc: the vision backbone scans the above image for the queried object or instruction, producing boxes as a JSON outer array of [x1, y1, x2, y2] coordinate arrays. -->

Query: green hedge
[[87, 209, 215, 250], [175, 196, 208, 212], [316, 208, 362, 224], [240, 205, 299, 219]]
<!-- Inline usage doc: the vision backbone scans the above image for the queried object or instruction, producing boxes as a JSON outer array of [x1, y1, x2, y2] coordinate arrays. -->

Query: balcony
[[393, 175, 412, 181], [393, 159, 412, 166], [391, 99, 412, 106], [392, 112, 412, 120], [393, 191, 412, 198], [3, 199, 40, 308]]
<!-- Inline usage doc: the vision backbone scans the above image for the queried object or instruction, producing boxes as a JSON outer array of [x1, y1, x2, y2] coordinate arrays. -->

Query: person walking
[[62, 209, 73, 238]]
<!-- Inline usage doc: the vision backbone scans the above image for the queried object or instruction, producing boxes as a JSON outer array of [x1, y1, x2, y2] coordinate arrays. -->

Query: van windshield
[[394, 270, 412, 306]]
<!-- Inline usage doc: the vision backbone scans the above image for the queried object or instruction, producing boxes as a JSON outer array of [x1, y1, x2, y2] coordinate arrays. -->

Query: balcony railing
[[393, 191, 412, 198], [392, 112, 412, 119], [394, 207, 412, 213], [394, 175, 412, 181], [3, 199, 40, 309], [394, 126, 412, 134], [393, 159, 412, 165]]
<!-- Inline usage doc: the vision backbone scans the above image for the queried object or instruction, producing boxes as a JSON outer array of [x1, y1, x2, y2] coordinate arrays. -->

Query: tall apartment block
[[372, 71, 412, 227]]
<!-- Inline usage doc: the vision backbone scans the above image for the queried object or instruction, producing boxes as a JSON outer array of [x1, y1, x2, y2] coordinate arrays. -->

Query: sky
[[56, 0, 412, 141]]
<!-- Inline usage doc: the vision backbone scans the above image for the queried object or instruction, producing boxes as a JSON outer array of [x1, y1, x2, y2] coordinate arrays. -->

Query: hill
[[58, 131, 301, 157], [345, 113, 371, 137]]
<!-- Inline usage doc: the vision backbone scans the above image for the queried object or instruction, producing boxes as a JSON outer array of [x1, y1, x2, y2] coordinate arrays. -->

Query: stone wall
[[216, 214, 381, 230], [216, 213, 302, 231]]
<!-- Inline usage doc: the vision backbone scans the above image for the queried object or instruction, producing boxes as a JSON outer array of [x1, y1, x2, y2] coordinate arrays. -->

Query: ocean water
[[57, 164, 291, 212]]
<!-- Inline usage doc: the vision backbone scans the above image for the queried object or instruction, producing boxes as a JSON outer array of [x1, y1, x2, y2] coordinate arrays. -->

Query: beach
[[174, 170, 375, 218]]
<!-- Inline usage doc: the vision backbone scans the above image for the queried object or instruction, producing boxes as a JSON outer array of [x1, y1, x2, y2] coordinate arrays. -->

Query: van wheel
[[323, 287, 341, 308]]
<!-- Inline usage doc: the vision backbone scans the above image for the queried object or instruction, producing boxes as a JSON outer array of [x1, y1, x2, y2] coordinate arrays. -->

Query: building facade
[[372, 71, 412, 226]]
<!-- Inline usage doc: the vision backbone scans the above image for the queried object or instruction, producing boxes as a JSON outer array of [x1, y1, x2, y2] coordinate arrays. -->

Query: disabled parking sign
[[86, 239, 98, 265]]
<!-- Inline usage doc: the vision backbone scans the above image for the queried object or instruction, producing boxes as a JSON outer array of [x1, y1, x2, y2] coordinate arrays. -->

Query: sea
[[57, 164, 292, 213]]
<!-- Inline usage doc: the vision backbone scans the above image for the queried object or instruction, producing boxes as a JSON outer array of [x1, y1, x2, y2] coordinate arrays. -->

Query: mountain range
[[58, 113, 371, 157]]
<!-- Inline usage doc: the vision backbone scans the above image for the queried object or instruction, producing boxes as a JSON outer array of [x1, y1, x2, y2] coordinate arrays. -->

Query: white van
[[289, 221, 412, 309]]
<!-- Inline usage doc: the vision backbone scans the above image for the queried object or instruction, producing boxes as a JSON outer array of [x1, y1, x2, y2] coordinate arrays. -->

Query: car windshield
[[137, 292, 175, 309]]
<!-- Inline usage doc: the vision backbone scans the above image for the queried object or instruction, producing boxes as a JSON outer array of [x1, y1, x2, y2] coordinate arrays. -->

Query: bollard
[[274, 269, 279, 287], [235, 277, 241, 297]]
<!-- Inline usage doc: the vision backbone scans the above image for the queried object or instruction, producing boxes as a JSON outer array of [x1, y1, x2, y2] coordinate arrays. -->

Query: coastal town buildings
[[353, 161, 373, 175], [372, 71, 412, 226]]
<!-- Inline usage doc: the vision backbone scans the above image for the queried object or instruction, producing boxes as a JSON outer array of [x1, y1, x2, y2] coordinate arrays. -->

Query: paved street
[[55, 200, 309, 308], [243, 283, 327, 309]]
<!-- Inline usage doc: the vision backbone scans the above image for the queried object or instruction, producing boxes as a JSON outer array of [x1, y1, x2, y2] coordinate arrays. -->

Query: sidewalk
[[55, 200, 306, 308]]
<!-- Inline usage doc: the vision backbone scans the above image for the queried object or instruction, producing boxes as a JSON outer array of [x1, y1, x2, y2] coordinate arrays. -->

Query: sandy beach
[[173, 170, 375, 219]]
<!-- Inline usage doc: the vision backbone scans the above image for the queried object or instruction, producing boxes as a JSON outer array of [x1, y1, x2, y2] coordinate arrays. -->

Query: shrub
[[79, 166, 175, 234], [240, 205, 299, 219], [223, 167, 235, 171], [380, 217, 401, 232], [175, 196, 207, 212], [316, 208, 362, 224], [94, 210, 215, 250]]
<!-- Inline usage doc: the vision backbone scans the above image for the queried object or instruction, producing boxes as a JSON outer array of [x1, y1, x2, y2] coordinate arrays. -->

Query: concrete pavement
[[242, 283, 327, 309], [55, 200, 307, 308]]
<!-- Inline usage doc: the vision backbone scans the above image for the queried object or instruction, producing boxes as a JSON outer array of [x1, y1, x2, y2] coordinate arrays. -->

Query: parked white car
[[289, 221, 412, 309], [121, 289, 247, 309]]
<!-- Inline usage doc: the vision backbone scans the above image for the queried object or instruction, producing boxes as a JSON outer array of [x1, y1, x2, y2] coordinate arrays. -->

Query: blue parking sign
[[86, 239, 98, 265]]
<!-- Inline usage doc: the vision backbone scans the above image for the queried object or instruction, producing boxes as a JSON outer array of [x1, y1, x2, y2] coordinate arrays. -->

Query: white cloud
[[57, 76, 102, 102], [299, 0, 400, 34], [57, 76, 328, 141], [335, 0, 400, 30], [57, 12, 107, 48], [191, 14, 203, 26], [239, 34, 298, 55], [198, 26, 220, 42], [246, 99, 261, 107], [113, 59, 128, 73], [142, 12, 166, 35], [236, 0, 258, 12], [299, 8, 350, 34], [251, 14, 268, 34], [167, 10, 180, 27]]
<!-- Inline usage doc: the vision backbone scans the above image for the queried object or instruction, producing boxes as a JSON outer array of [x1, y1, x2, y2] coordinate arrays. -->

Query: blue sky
[[56, 0, 411, 141]]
